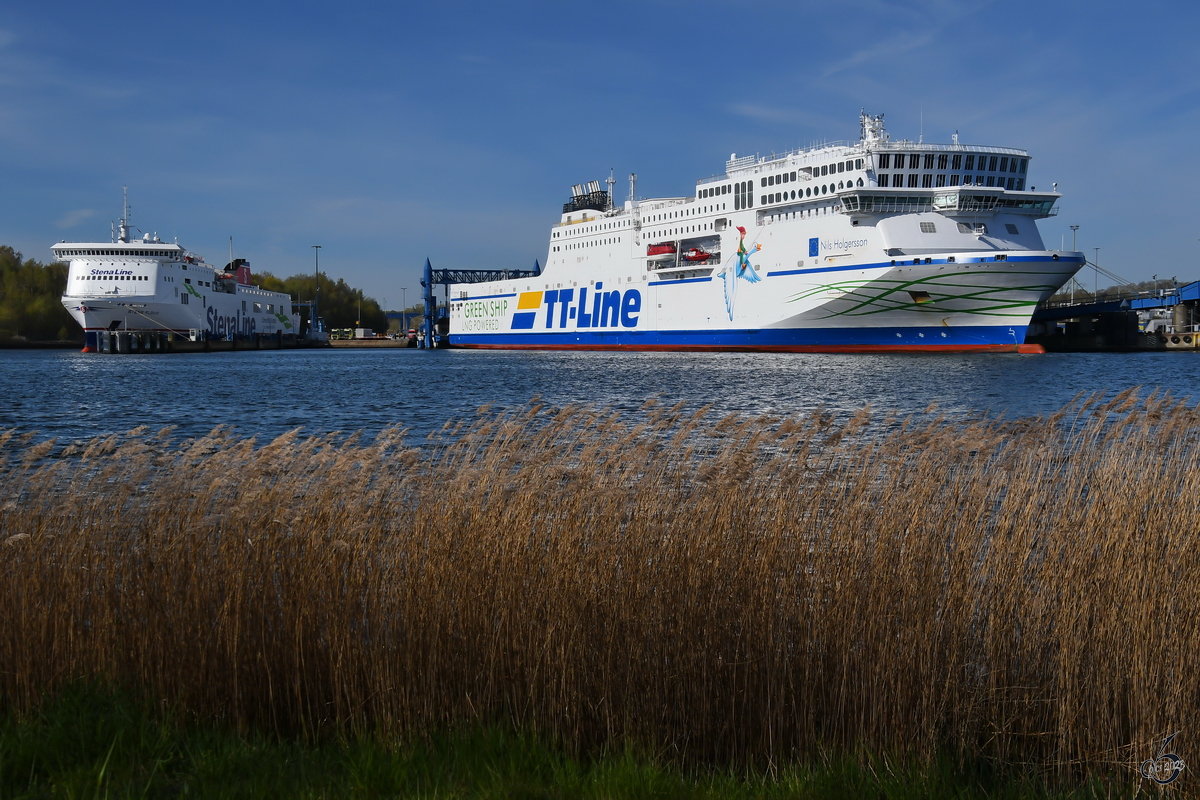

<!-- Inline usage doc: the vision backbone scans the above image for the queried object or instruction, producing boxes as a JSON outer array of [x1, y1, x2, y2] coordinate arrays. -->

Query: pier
[[418, 257, 541, 348], [87, 329, 320, 354], [1028, 279, 1200, 351]]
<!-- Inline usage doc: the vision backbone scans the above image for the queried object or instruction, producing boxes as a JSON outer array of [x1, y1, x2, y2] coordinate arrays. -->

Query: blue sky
[[2, 0, 1198, 307]]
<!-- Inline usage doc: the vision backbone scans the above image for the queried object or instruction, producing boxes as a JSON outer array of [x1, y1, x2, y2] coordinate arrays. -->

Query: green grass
[[0, 685, 1134, 799]]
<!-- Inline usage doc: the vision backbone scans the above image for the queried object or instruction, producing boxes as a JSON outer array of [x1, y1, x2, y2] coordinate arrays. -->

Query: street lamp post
[[312, 245, 321, 335], [1094, 247, 1100, 298], [401, 287, 407, 331]]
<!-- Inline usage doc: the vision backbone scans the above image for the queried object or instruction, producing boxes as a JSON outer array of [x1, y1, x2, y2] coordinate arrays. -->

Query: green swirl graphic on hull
[[788, 270, 1058, 319]]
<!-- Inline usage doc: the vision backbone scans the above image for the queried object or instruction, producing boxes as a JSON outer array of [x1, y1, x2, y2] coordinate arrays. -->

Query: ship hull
[[453, 325, 1037, 352], [449, 251, 1082, 353]]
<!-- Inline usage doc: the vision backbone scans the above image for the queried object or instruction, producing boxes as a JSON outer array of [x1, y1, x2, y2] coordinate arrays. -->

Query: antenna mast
[[628, 172, 637, 205], [117, 186, 131, 243], [607, 169, 615, 212]]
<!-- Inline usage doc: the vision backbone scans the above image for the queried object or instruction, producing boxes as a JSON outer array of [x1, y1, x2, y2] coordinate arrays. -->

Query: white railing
[[712, 140, 1030, 182]]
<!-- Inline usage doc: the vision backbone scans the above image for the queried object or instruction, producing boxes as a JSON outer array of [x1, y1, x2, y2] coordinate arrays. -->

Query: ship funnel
[[563, 180, 611, 215]]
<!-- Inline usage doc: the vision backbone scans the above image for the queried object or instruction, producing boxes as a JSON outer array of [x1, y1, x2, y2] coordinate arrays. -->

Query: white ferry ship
[[448, 113, 1084, 352], [57, 199, 300, 352]]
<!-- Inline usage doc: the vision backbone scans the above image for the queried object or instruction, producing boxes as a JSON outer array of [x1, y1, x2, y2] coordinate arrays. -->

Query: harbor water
[[3, 348, 1200, 444]]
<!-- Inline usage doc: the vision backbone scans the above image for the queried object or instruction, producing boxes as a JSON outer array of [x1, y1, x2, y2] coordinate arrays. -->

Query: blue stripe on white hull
[[453, 324, 1028, 351]]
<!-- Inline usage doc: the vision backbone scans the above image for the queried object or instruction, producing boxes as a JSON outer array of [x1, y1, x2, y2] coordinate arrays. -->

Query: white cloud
[[55, 209, 95, 229], [726, 104, 847, 131], [820, 33, 934, 79]]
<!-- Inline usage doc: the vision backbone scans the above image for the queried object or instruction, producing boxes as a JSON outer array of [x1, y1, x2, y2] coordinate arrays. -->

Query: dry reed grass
[[1, 390, 1198, 784]]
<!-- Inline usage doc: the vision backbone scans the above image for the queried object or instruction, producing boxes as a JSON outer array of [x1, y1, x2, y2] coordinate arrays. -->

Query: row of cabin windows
[[552, 237, 622, 252], [81, 274, 148, 281], [877, 174, 1026, 190], [553, 220, 630, 238], [761, 178, 867, 205], [62, 249, 179, 257], [912, 222, 1019, 236], [877, 153, 1028, 173], [704, 158, 867, 200], [759, 158, 866, 189]]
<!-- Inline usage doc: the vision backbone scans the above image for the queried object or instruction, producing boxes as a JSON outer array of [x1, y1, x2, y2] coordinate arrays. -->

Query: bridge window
[[878, 153, 891, 168], [1005, 223, 1019, 234], [964, 155, 975, 171], [920, 222, 937, 233], [937, 154, 948, 170], [908, 174, 919, 187], [924, 154, 935, 169], [922, 174, 933, 188], [909, 153, 921, 169], [988, 156, 998, 171], [878, 174, 889, 187]]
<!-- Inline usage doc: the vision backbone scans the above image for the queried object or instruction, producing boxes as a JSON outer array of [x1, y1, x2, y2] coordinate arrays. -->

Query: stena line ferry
[[448, 112, 1084, 352], [57, 196, 300, 352]]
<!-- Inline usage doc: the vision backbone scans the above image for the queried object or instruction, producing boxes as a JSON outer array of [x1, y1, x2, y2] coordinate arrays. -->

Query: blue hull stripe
[[453, 324, 1028, 350], [648, 276, 714, 286], [767, 263, 870, 278], [768, 254, 1085, 278]]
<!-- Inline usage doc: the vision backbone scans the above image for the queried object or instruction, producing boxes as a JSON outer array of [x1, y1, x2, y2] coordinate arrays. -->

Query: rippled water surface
[[3, 347, 1200, 443]]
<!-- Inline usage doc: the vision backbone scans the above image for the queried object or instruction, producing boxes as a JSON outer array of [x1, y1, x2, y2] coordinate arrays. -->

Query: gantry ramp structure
[[419, 258, 541, 348]]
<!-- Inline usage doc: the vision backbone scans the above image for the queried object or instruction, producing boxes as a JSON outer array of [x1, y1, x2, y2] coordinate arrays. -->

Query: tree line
[[0, 246, 79, 342], [252, 272, 388, 333]]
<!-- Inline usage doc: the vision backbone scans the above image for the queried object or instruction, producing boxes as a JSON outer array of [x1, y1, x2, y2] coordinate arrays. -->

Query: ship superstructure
[[57, 195, 299, 352], [448, 112, 1083, 351]]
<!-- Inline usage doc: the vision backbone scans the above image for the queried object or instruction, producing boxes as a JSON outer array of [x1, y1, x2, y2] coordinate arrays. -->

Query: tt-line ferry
[[56, 197, 299, 352], [448, 112, 1084, 352]]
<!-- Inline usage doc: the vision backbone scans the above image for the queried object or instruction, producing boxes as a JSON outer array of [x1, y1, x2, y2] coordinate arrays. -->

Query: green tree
[[253, 272, 388, 332], [0, 246, 80, 341]]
